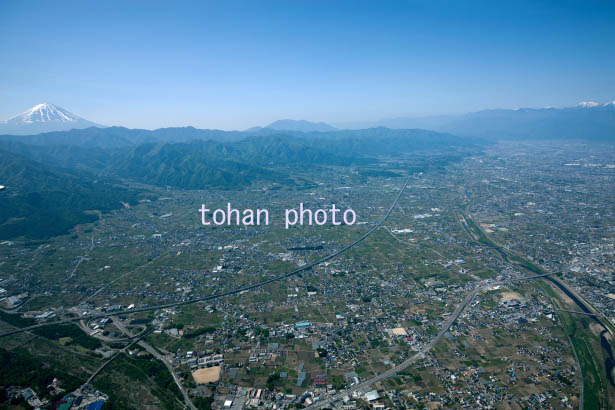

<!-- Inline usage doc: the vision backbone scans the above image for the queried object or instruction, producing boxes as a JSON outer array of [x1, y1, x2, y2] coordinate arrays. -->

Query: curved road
[[111, 317, 197, 410], [0, 176, 411, 338], [84, 329, 152, 385], [310, 273, 553, 409]]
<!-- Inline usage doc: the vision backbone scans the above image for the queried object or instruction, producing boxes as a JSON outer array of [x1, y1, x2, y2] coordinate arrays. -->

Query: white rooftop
[[365, 390, 380, 401]]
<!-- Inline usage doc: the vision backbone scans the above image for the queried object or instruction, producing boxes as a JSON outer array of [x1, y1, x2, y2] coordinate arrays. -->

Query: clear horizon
[[3, 100, 615, 132], [1, 0, 614, 130]]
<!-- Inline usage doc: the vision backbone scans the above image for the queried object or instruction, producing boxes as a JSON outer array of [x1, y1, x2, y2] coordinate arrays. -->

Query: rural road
[[310, 273, 552, 408]]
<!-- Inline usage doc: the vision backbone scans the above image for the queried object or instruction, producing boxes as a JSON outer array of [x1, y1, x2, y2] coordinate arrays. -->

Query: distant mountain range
[[2, 101, 614, 140], [0, 103, 102, 135], [0, 128, 475, 190], [263, 119, 337, 132], [336, 101, 615, 140], [0, 104, 342, 136], [2, 100, 612, 240]]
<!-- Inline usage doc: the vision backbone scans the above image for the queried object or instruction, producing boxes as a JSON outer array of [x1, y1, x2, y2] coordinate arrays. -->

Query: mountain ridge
[[2, 100, 614, 141], [264, 119, 337, 132], [0, 148, 144, 239], [335, 101, 615, 140]]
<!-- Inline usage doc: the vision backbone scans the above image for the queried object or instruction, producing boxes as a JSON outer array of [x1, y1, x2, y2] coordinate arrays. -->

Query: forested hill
[[0, 150, 144, 240]]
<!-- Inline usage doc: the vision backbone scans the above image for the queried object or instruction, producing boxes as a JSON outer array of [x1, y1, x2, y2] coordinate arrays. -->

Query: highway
[[0, 176, 411, 338], [111, 317, 197, 410], [84, 327, 152, 386], [73, 315, 195, 410]]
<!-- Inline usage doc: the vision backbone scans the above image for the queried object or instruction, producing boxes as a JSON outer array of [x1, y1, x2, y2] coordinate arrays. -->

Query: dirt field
[[499, 291, 522, 302], [192, 366, 221, 384]]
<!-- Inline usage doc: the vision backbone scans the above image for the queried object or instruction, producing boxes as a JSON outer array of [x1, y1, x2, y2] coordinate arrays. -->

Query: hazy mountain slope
[[230, 135, 361, 166], [265, 119, 337, 132], [0, 150, 143, 239], [0, 123, 478, 150], [341, 102, 615, 140], [0, 140, 113, 171], [109, 141, 296, 190], [0, 126, 254, 148], [105, 130, 474, 189], [301, 127, 484, 156], [0, 127, 479, 239], [436, 104, 615, 140], [0, 128, 479, 193]]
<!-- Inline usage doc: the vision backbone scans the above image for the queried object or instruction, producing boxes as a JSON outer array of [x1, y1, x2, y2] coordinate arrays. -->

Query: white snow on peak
[[604, 101, 615, 107], [14, 103, 77, 123], [577, 101, 599, 108]]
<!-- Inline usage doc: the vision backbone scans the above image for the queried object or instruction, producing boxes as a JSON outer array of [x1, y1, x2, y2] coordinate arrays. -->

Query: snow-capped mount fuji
[[19, 103, 78, 123], [0, 103, 103, 135]]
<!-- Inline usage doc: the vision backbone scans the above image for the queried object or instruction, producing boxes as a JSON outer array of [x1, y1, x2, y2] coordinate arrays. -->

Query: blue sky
[[1, 0, 614, 129]]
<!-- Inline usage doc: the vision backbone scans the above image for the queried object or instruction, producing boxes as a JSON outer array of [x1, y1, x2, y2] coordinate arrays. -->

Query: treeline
[[31, 323, 102, 350], [0, 149, 147, 240], [183, 326, 217, 339], [0, 347, 82, 404]]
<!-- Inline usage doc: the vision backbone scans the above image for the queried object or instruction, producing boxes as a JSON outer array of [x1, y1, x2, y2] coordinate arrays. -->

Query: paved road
[[137, 339, 197, 410], [310, 273, 552, 408], [81, 253, 162, 304], [112, 318, 197, 410], [77, 318, 146, 343], [77, 317, 195, 409], [461, 210, 609, 410], [311, 286, 484, 408], [0, 176, 412, 339], [84, 327, 151, 385]]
